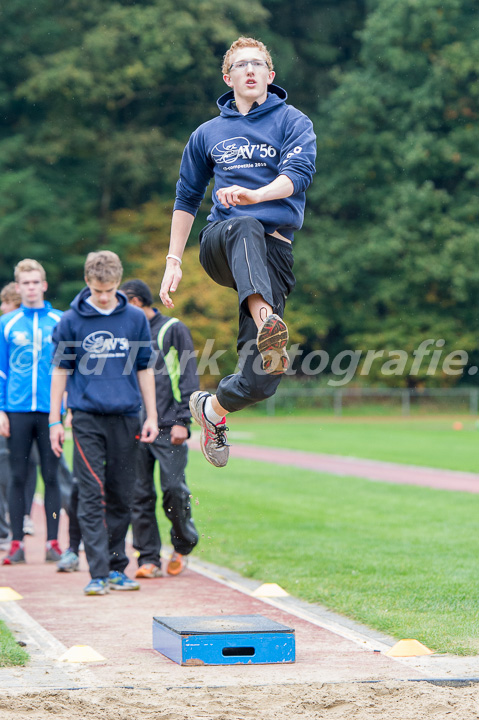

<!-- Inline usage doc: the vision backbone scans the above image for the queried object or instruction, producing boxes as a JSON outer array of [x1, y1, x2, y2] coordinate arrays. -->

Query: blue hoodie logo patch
[[212, 136, 278, 167], [212, 136, 250, 164], [82, 330, 129, 357]]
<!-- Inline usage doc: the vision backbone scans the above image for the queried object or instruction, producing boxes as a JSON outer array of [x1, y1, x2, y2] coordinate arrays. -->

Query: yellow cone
[[385, 639, 433, 657], [252, 583, 289, 597], [0, 587, 22, 601], [58, 645, 106, 663]]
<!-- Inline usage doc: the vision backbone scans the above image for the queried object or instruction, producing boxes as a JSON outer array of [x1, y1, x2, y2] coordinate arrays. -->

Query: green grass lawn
[[229, 414, 479, 473], [54, 418, 479, 655], [169, 451, 479, 655], [0, 620, 29, 667]]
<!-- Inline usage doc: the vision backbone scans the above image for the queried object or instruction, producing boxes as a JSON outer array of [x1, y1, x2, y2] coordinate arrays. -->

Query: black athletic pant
[[199, 216, 296, 412], [27, 441, 73, 514], [24, 441, 39, 516], [132, 428, 198, 566], [7, 412, 60, 542], [72, 410, 139, 579], [66, 479, 82, 555], [0, 436, 37, 539]]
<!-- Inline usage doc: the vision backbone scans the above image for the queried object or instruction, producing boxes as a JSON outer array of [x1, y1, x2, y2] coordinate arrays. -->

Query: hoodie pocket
[[81, 376, 140, 415]]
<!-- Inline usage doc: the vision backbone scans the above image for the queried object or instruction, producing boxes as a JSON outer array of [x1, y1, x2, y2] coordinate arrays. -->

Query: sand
[[1, 681, 479, 719]]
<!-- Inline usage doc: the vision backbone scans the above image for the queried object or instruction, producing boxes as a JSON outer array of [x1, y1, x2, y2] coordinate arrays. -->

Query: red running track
[[188, 439, 479, 493]]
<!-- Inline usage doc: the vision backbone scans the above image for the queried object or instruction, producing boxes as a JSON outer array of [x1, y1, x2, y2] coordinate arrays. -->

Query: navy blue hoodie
[[174, 84, 316, 242], [52, 288, 152, 416]]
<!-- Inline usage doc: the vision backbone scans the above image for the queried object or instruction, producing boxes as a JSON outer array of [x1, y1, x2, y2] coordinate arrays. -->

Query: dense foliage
[[1, 0, 478, 386]]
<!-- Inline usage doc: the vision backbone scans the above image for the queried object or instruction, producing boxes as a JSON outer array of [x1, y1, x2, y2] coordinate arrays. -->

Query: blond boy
[[50, 251, 158, 595], [0, 260, 63, 565]]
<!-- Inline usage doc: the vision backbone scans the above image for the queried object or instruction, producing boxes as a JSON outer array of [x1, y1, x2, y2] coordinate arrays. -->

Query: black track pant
[[7, 412, 60, 542], [66, 479, 82, 555], [29, 440, 73, 513], [199, 216, 296, 413], [72, 411, 139, 579], [132, 428, 198, 565]]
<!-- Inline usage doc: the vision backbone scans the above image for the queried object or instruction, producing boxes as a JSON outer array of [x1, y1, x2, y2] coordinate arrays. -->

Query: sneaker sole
[[167, 562, 186, 576], [84, 588, 109, 595], [57, 564, 80, 573], [109, 585, 140, 591], [257, 315, 289, 375], [189, 391, 208, 427], [135, 568, 162, 579], [2, 557, 25, 565]]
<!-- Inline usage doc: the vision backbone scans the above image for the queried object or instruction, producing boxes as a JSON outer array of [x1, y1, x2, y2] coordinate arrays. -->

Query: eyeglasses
[[228, 59, 269, 72]]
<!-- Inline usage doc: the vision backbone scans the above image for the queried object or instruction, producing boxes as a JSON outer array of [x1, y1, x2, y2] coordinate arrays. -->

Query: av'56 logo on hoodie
[[82, 330, 129, 358], [211, 137, 277, 164]]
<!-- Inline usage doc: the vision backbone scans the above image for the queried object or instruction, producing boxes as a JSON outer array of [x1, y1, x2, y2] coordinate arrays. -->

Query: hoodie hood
[[217, 84, 288, 118], [70, 287, 128, 317], [174, 81, 316, 242]]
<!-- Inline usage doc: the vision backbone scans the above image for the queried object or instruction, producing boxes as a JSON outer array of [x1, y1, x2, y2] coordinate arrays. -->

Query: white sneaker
[[189, 391, 229, 468]]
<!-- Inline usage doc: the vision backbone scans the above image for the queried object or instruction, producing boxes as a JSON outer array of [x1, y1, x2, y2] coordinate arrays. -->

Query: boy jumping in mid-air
[[160, 37, 316, 468]]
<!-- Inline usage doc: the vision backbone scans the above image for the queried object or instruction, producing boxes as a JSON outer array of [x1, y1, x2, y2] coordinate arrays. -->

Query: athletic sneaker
[[167, 551, 187, 576], [135, 563, 162, 579], [2, 541, 25, 565], [189, 391, 229, 468], [45, 540, 62, 563], [108, 570, 140, 591], [84, 578, 109, 595], [256, 313, 289, 375], [57, 549, 80, 573], [23, 515, 35, 536]]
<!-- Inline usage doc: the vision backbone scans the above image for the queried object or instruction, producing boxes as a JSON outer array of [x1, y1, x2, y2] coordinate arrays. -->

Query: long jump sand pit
[[1, 680, 479, 720]]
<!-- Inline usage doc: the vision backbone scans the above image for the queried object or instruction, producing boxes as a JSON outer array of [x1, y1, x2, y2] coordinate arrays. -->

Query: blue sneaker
[[108, 570, 140, 591], [84, 578, 109, 595], [57, 549, 80, 573]]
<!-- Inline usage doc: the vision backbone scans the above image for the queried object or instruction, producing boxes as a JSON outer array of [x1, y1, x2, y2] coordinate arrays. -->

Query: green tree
[[261, 0, 371, 113], [0, 0, 268, 305], [292, 0, 479, 385]]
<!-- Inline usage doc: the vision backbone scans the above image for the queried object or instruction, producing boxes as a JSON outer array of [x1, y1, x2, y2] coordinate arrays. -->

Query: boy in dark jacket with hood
[[49, 251, 158, 596], [121, 279, 199, 579], [160, 37, 316, 469]]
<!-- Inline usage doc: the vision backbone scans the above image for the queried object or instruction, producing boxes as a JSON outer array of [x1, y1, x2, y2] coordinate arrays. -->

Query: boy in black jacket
[[121, 279, 199, 578], [50, 252, 158, 596]]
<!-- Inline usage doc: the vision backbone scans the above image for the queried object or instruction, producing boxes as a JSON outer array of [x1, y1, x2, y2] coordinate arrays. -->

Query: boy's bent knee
[[228, 216, 265, 237], [217, 372, 281, 412]]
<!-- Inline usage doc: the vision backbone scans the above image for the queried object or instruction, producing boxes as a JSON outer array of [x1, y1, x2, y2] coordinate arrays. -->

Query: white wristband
[[166, 253, 182, 265]]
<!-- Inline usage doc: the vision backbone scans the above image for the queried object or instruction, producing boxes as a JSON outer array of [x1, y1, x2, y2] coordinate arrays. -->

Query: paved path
[[3, 443, 479, 692], [0, 503, 423, 690], [189, 439, 479, 493]]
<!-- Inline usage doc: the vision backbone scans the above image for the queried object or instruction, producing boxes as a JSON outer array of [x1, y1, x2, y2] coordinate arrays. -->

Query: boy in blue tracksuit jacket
[[160, 36, 316, 469], [0, 259, 63, 565], [49, 251, 158, 596]]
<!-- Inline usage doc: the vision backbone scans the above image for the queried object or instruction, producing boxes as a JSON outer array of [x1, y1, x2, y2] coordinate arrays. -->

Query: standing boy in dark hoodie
[[160, 37, 316, 469], [121, 279, 199, 579], [49, 252, 158, 596]]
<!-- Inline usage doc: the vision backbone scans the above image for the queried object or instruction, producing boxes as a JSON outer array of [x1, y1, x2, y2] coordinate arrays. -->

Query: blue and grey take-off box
[[152, 614, 295, 666]]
